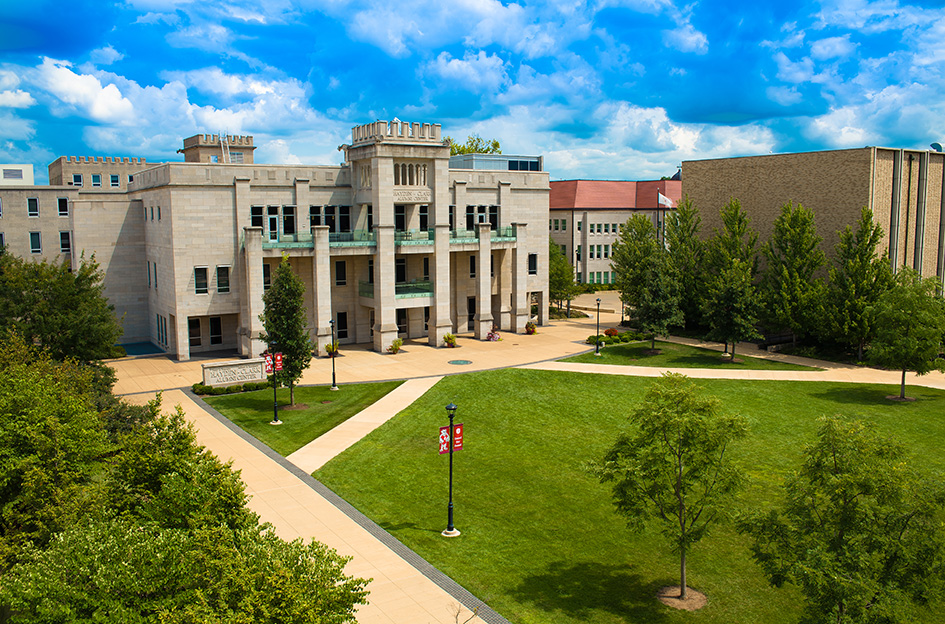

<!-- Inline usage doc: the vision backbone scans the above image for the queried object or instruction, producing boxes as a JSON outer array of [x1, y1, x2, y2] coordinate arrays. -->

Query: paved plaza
[[110, 291, 945, 623]]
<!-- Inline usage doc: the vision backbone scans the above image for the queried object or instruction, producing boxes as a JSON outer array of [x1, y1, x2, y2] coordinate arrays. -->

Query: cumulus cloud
[[90, 45, 125, 66], [767, 86, 803, 106], [0, 90, 36, 108], [810, 35, 856, 60], [425, 51, 509, 93], [662, 22, 708, 54], [31, 58, 135, 123], [774, 52, 815, 83]]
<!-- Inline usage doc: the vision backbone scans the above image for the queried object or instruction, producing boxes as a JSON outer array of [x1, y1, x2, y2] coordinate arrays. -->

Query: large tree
[[636, 252, 684, 350], [739, 417, 945, 624], [445, 134, 502, 155], [823, 207, 893, 361], [867, 267, 945, 400], [760, 202, 826, 346], [0, 253, 122, 362], [611, 215, 659, 322], [664, 197, 706, 329], [703, 258, 761, 360], [705, 198, 759, 278], [548, 241, 579, 314], [598, 373, 747, 601], [260, 256, 313, 406]]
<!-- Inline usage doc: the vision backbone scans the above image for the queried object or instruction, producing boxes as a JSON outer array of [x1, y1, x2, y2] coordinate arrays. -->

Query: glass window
[[553, 219, 559, 231], [335, 260, 346, 286], [469, 255, 476, 278], [28, 198, 38, 217], [91, 174, 101, 187], [110, 174, 120, 187], [339, 206, 351, 232], [263, 263, 271, 290], [216, 266, 230, 293], [72, 174, 82, 187], [368, 259, 374, 284], [423, 257, 429, 281], [528, 253, 538, 275], [308, 206, 321, 227], [283, 206, 296, 235], [561, 220, 566, 231], [128, 175, 134, 184], [231, 151, 244, 163], [195, 267, 208, 294], [58, 198, 69, 216], [188, 318, 201, 347], [324, 206, 336, 232], [251, 206, 263, 228], [0, 196, 3, 217], [210, 317, 223, 345], [604, 245, 610, 259], [59, 231, 71, 254], [158, 206, 161, 221], [147, 261, 151, 288], [29, 232, 41, 254], [576, 245, 581, 261], [577, 221, 581, 232], [395, 258, 406, 283], [336, 311, 349, 339]]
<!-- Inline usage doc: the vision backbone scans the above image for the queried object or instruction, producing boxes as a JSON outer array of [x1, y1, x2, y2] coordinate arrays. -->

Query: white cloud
[[426, 51, 509, 93], [134, 11, 181, 25], [161, 67, 302, 98], [774, 52, 814, 83], [90, 45, 125, 66], [256, 138, 302, 164], [810, 35, 856, 61], [662, 22, 708, 54], [0, 111, 37, 142], [0, 90, 36, 108], [32, 58, 135, 123]]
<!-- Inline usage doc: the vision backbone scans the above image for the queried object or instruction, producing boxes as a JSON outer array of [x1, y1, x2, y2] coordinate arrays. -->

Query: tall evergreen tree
[[823, 207, 893, 360], [611, 215, 659, 322], [664, 197, 705, 330], [636, 252, 684, 350], [548, 241, 578, 313], [705, 198, 759, 278], [703, 259, 761, 360], [760, 202, 826, 346], [260, 256, 313, 406]]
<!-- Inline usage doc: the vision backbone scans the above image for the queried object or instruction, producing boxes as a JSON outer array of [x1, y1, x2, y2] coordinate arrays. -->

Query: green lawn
[[563, 339, 818, 371], [204, 381, 403, 456], [315, 369, 945, 624]]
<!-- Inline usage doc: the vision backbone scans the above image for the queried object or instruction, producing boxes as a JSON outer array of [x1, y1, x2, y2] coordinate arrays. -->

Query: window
[[58, 197, 68, 217], [29, 232, 41, 254], [128, 175, 134, 184], [0, 197, 3, 217], [2, 168, 23, 180], [577, 221, 582, 232], [216, 266, 230, 293], [158, 206, 161, 221], [28, 198, 38, 217], [603, 244, 610, 259], [589, 246, 595, 260], [368, 259, 374, 284], [195, 267, 208, 294], [560, 244, 567, 256], [59, 231, 71, 254], [188, 318, 201, 348], [91, 174, 101, 187], [604, 223, 610, 234], [469, 255, 476, 278], [528, 253, 538, 275], [324, 206, 336, 232], [0, 232, 4, 249], [395, 258, 406, 283], [419, 205, 428, 231], [339, 206, 351, 232], [251, 206, 263, 228], [597, 244, 602, 259], [422, 257, 429, 281], [72, 174, 83, 186], [283, 206, 296, 235], [597, 271, 602, 283], [308, 206, 321, 227], [143, 206, 147, 220], [210, 317, 223, 345], [231, 151, 244, 164], [424, 306, 430, 331], [491, 253, 495, 277], [561, 220, 566, 231], [549, 219, 552, 231], [336, 311, 348, 339], [263, 263, 271, 290], [396, 309, 407, 334], [110, 174, 120, 187], [150, 207, 154, 221], [553, 219, 559, 231], [612, 223, 618, 232], [576, 245, 582, 261], [366, 204, 374, 231], [335, 260, 346, 286], [154, 264, 158, 289], [604, 271, 610, 284], [597, 223, 603, 234], [394, 205, 406, 231], [147, 261, 151, 287]]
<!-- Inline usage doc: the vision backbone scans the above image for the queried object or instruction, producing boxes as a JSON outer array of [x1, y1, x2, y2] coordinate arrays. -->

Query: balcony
[[359, 280, 434, 299], [330, 230, 376, 248], [449, 226, 516, 242], [258, 229, 377, 250], [394, 229, 433, 245]]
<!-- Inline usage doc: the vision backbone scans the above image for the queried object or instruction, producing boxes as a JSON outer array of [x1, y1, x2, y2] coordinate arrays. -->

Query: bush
[[587, 335, 605, 345], [619, 333, 632, 343], [604, 328, 619, 337], [109, 345, 127, 358], [443, 333, 457, 348], [224, 384, 242, 394], [387, 338, 404, 354], [525, 321, 537, 335], [192, 383, 211, 395]]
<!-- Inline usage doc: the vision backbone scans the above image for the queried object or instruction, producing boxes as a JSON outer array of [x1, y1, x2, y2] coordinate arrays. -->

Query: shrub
[[525, 321, 537, 335], [587, 335, 605, 345], [387, 338, 404, 354], [109, 345, 128, 358], [191, 383, 211, 395], [224, 384, 242, 394], [443, 333, 457, 348], [604, 328, 619, 337], [325, 341, 339, 357], [619, 333, 632, 343]]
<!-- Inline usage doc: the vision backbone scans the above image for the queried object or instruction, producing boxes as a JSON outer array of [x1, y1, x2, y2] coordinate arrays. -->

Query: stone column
[[241, 226, 266, 357], [511, 222, 529, 333], [312, 225, 333, 355], [474, 222, 494, 339], [173, 313, 190, 361], [497, 248, 512, 330], [429, 224, 453, 346], [373, 224, 399, 352]]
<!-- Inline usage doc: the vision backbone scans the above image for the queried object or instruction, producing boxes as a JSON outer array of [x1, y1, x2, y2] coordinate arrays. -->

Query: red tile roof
[[550, 179, 682, 210]]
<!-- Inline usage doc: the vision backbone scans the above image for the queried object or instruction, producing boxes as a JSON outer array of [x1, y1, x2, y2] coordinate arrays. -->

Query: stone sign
[[393, 189, 431, 203], [202, 358, 268, 387]]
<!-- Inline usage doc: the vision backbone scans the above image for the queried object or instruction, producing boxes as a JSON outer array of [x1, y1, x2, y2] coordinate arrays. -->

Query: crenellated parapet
[[351, 120, 442, 146]]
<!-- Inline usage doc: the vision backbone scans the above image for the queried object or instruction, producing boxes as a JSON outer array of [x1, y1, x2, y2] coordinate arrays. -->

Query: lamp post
[[442, 402, 460, 537], [329, 318, 338, 391], [269, 340, 282, 425], [595, 297, 602, 356]]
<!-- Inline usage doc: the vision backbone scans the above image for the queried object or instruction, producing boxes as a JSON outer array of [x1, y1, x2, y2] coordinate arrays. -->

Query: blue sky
[[2, 0, 944, 183]]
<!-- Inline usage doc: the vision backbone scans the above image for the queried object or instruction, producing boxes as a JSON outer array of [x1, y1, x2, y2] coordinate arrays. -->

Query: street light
[[595, 297, 602, 356], [269, 340, 282, 425], [329, 318, 338, 391], [442, 402, 460, 537]]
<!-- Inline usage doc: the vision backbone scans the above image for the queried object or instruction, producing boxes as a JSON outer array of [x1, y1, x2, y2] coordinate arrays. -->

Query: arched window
[[408, 164, 415, 186], [393, 164, 400, 185]]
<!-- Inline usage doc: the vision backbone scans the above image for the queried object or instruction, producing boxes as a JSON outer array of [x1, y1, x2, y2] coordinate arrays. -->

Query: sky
[[2, 0, 945, 184]]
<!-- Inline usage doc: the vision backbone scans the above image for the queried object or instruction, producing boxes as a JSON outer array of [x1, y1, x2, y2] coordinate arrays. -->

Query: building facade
[[0, 120, 550, 360], [682, 147, 945, 288], [549, 179, 682, 285]]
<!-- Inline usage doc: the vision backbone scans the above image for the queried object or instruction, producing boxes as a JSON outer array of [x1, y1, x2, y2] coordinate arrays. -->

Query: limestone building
[[0, 120, 550, 360], [549, 179, 682, 284], [682, 147, 945, 288]]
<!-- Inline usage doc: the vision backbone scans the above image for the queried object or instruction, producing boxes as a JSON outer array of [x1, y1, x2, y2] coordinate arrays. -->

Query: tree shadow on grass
[[511, 561, 670, 622], [378, 520, 442, 536], [812, 385, 921, 406]]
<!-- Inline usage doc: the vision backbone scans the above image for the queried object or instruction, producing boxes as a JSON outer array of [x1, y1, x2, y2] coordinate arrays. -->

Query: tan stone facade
[[682, 147, 945, 288], [0, 120, 549, 360]]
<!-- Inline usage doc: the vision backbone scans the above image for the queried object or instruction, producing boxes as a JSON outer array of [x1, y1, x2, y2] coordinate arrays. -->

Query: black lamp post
[[269, 340, 282, 425], [329, 318, 338, 391], [595, 297, 602, 356], [442, 402, 460, 537]]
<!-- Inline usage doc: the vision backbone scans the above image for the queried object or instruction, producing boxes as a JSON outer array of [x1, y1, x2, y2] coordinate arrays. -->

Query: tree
[[739, 417, 945, 624], [598, 373, 747, 600], [705, 198, 759, 278], [548, 242, 579, 314], [664, 197, 706, 330], [446, 134, 501, 156], [867, 268, 945, 400], [760, 202, 826, 346], [823, 207, 893, 361], [260, 256, 313, 406], [611, 215, 659, 321], [0, 253, 122, 362], [636, 252, 684, 350], [703, 259, 761, 360]]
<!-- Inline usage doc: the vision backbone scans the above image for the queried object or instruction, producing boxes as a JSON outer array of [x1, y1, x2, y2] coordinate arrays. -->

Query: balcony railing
[[261, 231, 313, 249], [449, 226, 516, 242], [359, 280, 434, 299], [330, 230, 376, 247], [394, 229, 433, 245]]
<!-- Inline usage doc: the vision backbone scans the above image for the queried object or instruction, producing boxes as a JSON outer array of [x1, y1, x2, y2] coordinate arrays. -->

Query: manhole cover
[[448, 360, 472, 365]]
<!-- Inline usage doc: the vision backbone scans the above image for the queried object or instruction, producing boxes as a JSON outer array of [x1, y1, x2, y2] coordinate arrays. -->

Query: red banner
[[439, 426, 450, 454], [264, 354, 273, 374], [274, 352, 284, 371], [452, 423, 464, 451]]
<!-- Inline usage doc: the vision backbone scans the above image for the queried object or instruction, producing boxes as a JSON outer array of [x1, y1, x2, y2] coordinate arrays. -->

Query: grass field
[[563, 339, 818, 371], [314, 369, 945, 624], [204, 381, 402, 456]]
